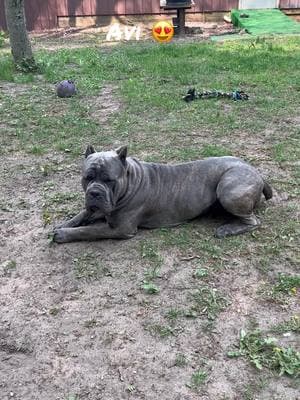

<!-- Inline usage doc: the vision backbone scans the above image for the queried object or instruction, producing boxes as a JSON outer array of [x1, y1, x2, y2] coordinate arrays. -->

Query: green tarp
[[231, 9, 300, 35]]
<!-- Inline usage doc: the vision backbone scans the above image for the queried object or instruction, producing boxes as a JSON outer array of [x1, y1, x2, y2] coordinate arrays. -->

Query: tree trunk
[[4, 0, 37, 71]]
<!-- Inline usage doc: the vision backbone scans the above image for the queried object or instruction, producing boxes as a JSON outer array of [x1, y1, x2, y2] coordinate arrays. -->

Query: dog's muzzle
[[85, 183, 113, 214]]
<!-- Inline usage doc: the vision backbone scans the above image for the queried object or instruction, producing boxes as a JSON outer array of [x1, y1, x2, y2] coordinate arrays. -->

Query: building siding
[[0, 0, 299, 31], [280, 0, 300, 8]]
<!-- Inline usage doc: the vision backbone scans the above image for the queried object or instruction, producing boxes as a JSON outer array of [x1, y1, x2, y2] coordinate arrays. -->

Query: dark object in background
[[161, 0, 192, 36], [183, 88, 249, 102], [56, 80, 77, 98], [165, 0, 191, 3], [183, 88, 197, 102]]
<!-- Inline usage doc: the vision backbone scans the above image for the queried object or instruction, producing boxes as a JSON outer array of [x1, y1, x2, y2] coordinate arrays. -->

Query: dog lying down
[[53, 145, 272, 243]]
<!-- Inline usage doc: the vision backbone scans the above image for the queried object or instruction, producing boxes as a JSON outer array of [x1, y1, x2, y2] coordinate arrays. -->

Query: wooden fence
[[0, 0, 300, 31]]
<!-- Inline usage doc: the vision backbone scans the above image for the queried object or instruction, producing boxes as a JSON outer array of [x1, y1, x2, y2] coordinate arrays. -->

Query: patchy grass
[[0, 56, 14, 80], [0, 260, 16, 277], [188, 286, 228, 320], [140, 240, 163, 294], [270, 316, 300, 335], [174, 353, 187, 367], [241, 377, 269, 400], [273, 274, 300, 295], [259, 273, 300, 303], [0, 31, 6, 47], [166, 308, 184, 322], [0, 34, 299, 399], [146, 323, 176, 338], [1, 37, 300, 161], [188, 369, 208, 390], [140, 240, 163, 271], [42, 191, 82, 226], [141, 281, 160, 294], [193, 267, 209, 279], [228, 329, 300, 377], [272, 134, 300, 163], [73, 253, 111, 281]]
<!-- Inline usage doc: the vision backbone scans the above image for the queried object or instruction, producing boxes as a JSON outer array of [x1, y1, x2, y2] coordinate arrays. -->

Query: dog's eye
[[103, 177, 114, 184], [86, 173, 94, 181]]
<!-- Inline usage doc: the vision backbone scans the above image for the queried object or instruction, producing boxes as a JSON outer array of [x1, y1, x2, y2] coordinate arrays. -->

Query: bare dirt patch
[[1, 146, 299, 399], [83, 84, 122, 124], [0, 82, 31, 97], [30, 22, 238, 52]]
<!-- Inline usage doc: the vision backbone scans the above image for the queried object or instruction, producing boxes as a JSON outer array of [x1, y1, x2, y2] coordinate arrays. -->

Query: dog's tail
[[263, 180, 273, 200]]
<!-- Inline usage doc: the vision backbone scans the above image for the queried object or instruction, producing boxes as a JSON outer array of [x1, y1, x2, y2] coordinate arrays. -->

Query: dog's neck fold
[[113, 157, 144, 212]]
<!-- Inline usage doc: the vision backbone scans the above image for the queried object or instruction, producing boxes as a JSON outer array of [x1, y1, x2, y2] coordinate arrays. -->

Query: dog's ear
[[116, 145, 127, 166], [85, 145, 96, 158]]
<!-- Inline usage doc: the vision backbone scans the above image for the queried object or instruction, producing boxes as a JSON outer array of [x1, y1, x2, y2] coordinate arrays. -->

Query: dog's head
[[82, 145, 128, 214]]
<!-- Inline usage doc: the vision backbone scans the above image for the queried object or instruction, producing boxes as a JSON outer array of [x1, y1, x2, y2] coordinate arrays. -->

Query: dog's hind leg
[[215, 214, 260, 238], [215, 167, 263, 238]]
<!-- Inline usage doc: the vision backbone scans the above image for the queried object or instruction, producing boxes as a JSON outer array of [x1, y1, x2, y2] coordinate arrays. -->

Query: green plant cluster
[[189, 286, 228, 320], [228, 329, 300, 377], [0, 31, 5, 47], [270, 316, 300, 334], [140, 241, 163, 294], [16, 57, 39, 73], [273, 273, 300, 295]]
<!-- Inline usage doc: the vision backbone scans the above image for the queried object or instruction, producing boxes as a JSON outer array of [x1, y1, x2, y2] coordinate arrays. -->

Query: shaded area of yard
[[0, 34, 299, 400]]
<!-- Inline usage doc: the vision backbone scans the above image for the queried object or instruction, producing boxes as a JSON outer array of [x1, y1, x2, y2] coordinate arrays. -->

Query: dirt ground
[[29, 21, 239, 51], [0, 29, 299, 400]]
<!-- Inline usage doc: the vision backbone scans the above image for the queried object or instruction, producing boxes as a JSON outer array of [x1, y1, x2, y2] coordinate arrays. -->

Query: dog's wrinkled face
[[82, 145, 127, 214]]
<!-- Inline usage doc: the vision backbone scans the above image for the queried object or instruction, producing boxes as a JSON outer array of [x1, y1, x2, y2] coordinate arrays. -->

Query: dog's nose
[[89, 189, 100, 198]]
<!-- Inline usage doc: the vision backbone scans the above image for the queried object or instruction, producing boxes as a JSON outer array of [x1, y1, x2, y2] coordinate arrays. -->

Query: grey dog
[[53, 145, 272, 243]]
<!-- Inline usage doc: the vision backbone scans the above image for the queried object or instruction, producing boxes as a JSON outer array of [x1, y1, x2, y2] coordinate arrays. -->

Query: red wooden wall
[[0, 0, 299, 31], [280, 0, 300, 7]]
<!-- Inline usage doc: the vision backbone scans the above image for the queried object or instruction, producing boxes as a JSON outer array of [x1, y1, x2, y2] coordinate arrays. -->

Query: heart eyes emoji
[[152, 21, 174, 42]]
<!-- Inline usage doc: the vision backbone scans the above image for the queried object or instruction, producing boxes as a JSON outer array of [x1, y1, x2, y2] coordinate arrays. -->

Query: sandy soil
[[0, 30, 299, 399]]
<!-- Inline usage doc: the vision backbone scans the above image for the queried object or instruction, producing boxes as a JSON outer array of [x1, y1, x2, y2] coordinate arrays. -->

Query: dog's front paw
[[53, 223, 64, 230], [54, 220, 71, 229], [52, 228, 69, 243]]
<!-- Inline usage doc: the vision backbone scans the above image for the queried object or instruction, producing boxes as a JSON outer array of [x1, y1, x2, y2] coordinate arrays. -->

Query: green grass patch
[[0, 56, 14, 80], [273, 274, 300, 295], [156, 225, 196, 249], [146, 324, 175, 338], [199, 145, 231, 158], [0, 260, 16, 277], [141, 281, 160, 294], [42, 191, 82, 226], [228, 329, 300, 377], [270, 316, 300, 335], [153, 144, 232, 162], [188, 286, 228, 320], [73, 253, 111, 281], [273, 137, 300, 162], [28, 144, 46, 155], [0, 31, 5, 47], [140, 240, 163, 269], [140, 240, 163, 294], [241, 377, 269, 400], [1, 37, 300, 159], [187, 369, 208, 390], [258, 273, 300, 304], [166, 308, 184, 322], [193, 267, 209, 279], [174, 353, 187, 367]]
